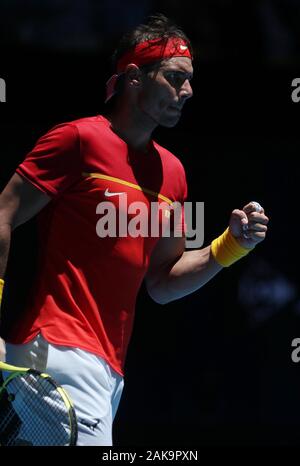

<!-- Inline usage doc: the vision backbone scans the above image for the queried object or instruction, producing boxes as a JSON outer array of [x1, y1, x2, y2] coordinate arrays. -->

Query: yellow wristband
[[211, 227, 252, 267], [0, 278, 4, 307]]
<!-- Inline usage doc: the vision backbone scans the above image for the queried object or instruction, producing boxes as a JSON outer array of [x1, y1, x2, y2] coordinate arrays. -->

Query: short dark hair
[[105, 13, 192, 107], [111, 13, 193, 72]]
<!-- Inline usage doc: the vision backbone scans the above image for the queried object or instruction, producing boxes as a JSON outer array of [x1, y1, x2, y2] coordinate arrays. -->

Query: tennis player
[[0, 14, 269, 445]]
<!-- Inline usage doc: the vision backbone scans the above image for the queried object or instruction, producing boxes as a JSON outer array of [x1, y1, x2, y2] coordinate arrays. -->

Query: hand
[[0, 337, 6, 362], [229, 201, 269, 249]]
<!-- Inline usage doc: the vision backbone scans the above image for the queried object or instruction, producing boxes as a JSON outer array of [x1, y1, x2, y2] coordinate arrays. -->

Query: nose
[[180, 79, 193, 100]]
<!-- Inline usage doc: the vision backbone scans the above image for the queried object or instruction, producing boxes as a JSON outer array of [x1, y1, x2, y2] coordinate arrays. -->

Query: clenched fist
[[229, 201, 269, 249]]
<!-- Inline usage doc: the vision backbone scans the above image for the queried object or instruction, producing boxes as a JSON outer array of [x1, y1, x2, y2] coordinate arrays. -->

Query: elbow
[[150, 294, 170, 306], [151, 294, 170, 306], [146, 282, 173, 306]]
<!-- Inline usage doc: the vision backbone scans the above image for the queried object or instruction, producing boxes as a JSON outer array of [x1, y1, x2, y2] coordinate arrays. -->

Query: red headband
[[105, 37, 192, 102], [116, 37, 192, 73]]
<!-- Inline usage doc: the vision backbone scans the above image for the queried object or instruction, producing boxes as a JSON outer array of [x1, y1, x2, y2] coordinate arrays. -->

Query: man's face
[[138, 57, 193, 127]]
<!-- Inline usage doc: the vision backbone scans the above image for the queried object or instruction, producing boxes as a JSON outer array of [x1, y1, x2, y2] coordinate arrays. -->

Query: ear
[[125, 63, 142, 87]]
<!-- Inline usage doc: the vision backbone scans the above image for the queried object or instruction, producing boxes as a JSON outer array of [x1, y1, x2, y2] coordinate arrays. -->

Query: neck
[[105, 98, 157, 153]]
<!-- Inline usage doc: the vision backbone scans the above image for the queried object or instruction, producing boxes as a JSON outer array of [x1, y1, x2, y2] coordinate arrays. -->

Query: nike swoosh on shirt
[[104, 188, 125, 197]]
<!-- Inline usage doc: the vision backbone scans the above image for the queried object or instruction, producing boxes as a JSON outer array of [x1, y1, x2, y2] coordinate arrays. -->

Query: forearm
[[152, 245, 223, 304], [147, 201, 268, 305], [0, 222, 12, 279], [0, 222, 11, 359]]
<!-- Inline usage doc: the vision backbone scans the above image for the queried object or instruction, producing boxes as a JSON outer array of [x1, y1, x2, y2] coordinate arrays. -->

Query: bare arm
[[145, 234, 222, 305], [0, 172, 50, 359], [145, 202, 269, 305], [0, 172, 51, 278]]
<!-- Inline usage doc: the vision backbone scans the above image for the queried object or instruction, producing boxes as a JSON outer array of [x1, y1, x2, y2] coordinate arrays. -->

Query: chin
[[161, 121, 179, 128], [160, 115, 181, 128]]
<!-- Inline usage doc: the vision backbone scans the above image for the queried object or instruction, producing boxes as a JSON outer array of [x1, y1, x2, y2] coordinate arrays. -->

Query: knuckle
[[257, 224, 267, 231], [232, 209, 241, 215]]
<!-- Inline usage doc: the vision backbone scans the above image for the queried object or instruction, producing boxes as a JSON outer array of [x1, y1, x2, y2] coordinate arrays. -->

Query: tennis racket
[[0, 361, 77, 446]]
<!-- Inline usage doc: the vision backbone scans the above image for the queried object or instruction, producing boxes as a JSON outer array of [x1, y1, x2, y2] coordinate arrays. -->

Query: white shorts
[[5, 333, 124, 446]]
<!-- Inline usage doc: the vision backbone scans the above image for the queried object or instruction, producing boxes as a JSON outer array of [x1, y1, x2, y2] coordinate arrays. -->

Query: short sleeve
[[171, 163, 188, 235], [16, 123, 81, 198], [180, 167, 188, 203]]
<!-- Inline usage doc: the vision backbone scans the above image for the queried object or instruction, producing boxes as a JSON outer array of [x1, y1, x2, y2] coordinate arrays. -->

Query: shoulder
[[66, 115, 108, 129], [50, 115, 110, 139], [64, 115, 111, 140]]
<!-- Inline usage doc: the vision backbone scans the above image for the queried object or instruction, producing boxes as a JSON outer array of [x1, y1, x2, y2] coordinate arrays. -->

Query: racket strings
[[0, 372, 75, 446]]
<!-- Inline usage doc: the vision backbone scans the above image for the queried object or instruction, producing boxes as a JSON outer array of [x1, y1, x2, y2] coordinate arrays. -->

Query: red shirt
[[8, 115, 187, 376]]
